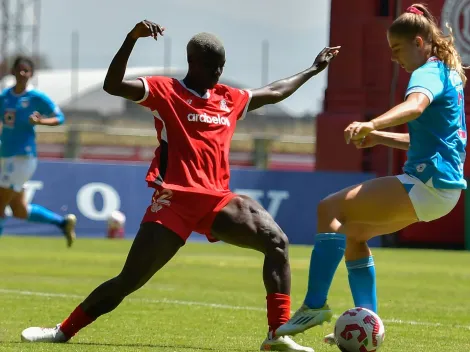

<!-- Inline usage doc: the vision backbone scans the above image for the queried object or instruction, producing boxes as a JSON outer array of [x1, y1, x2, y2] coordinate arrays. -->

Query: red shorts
[[141, 186, 237, 242]]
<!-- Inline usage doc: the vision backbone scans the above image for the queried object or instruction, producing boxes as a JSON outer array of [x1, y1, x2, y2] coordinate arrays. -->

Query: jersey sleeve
[[133, 76, 169, 110], [227, 87, 253, 121], [35, 92, 65, 124], [406, 64, 444, 103]]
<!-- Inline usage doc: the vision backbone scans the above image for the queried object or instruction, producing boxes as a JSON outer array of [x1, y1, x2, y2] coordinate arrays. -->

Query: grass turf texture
[[0, 236, 469, 351]]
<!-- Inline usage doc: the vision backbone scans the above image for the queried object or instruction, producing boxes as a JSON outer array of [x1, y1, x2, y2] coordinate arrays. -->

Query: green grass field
[[0, 236, 469, 351]]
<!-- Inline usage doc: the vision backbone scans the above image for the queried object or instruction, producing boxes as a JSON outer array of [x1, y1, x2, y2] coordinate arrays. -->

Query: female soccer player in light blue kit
[[0, 56, 76, 246], [277, 3, 467, 343]]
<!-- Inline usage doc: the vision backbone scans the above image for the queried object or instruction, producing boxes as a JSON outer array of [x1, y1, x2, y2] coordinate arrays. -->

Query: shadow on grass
[[3, 341, 253, 351]]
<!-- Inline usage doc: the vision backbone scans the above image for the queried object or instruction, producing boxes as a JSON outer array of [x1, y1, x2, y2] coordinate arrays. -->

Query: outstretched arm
[[103, 20, 165, 101], [247, 47, 340, 112]]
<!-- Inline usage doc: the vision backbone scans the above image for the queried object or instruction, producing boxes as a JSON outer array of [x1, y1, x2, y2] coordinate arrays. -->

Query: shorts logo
[[416, 163, 427, 172], [442, 0, 470, 65], [20, 99, 29, 108], [187, 113, 230, 127], [150, 189, 173, 213]]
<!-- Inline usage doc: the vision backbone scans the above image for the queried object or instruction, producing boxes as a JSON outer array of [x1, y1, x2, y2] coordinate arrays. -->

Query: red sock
[[60, 305, 95, 339], [266, 293, 291, 335]]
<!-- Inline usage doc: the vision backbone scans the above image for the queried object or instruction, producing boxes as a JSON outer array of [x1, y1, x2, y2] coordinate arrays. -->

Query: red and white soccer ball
[[334, 307, 385, 352], [107, 210, 126, 238]]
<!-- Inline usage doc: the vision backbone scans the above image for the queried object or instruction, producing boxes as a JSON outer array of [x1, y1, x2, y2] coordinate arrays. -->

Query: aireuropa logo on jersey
[[442, 0, 470, 65], [187, 113, 231, 127]]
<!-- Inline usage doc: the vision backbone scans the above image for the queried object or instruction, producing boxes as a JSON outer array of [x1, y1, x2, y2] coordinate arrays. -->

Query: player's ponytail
[[389, 3, 468, 86]]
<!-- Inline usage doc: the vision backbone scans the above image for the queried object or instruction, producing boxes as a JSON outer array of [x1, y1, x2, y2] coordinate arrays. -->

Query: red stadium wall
[[318, 0, 470, 247]]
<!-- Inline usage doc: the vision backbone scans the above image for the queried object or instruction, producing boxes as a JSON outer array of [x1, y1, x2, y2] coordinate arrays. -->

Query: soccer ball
[[107, 210, 126, 239], [334, 307, 385, 352], [107, 210, 126, 229]]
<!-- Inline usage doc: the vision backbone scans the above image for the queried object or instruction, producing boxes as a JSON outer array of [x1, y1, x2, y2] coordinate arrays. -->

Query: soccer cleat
[[275, 303, 333, 336], [21, 324, 68, 343], [260, 332, 314, 352], [62, 214, 77, 247], [323, 332, 335, 345]]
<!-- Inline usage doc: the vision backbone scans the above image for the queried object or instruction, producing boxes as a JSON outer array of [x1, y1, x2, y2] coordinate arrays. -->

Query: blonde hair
[[388, 3, 468, 86]]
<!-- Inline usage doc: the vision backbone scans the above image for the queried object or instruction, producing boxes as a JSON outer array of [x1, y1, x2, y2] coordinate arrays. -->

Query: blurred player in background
[[21, 20, 339, 351], [0, 56, 77, 247], [276, 3, 467, 344]]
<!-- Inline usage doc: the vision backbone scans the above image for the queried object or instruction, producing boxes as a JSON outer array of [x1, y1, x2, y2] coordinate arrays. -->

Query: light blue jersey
[[0, 87, 64, 157], [404, 57, 467, 189]]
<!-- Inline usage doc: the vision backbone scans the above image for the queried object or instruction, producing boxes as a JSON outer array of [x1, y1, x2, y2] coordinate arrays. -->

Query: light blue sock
[[0, 217, 5, 236], [304, 233, 346, 309], [27, 204, 65, 228], [347, 256, 377, 313]]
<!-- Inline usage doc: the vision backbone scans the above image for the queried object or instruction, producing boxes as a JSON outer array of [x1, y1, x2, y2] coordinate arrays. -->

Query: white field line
[[0, 288, 469, 330]]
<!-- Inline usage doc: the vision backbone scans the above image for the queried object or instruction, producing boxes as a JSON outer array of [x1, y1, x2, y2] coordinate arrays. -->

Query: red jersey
[[135, 76, 252, 195]]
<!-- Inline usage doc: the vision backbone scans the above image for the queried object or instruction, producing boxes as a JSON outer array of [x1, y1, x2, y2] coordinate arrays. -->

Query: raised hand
[[313, 46, 341, 71], [129, 20, 165, 41]]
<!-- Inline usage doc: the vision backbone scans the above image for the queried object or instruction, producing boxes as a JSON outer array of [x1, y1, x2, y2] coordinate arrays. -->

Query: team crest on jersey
[[20, 98, 30, 108], [220, 99, 230, 112]]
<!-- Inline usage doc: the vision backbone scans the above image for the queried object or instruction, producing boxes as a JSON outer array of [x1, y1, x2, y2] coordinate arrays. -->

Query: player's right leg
[[210, 195, 313, 352], [0, 187, 16, 236], [0, 157, 19, 236], [276, 176, 418, 337], [21, 222, 185, 343]]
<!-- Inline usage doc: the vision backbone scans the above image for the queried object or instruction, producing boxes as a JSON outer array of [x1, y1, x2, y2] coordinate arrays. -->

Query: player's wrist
[[368, 120, 378, 131], [127, 32, 139, 41], [309, 64, 321, 75]]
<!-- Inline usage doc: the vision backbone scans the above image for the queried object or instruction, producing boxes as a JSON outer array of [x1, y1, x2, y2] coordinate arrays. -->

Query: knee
[[12, 207, 28, 219], [317, 195, 344, 223], [317, 196, 333, 219], [262, 227, 289, 259], [346, 236, 366, 247]]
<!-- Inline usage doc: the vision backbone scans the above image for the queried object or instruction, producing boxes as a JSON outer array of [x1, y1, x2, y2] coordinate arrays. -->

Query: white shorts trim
[[396, 173, 461, 222], [0, 156, 38, 192]]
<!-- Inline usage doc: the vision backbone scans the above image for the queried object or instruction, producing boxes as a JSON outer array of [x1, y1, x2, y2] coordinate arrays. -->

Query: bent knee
[[346, 236, 367, 247], [12, 208, 28, 219], [262, 228, 289, 258], [317, 196, 340, 220]]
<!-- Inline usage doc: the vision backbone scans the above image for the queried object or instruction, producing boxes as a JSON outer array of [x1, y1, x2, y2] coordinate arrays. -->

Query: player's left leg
[[210, 195, 313, 352], [9, 191, 77, 247], [21, 222, 185, 343], [276, 176, 418, 337], [278, 174, 460, 338]]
